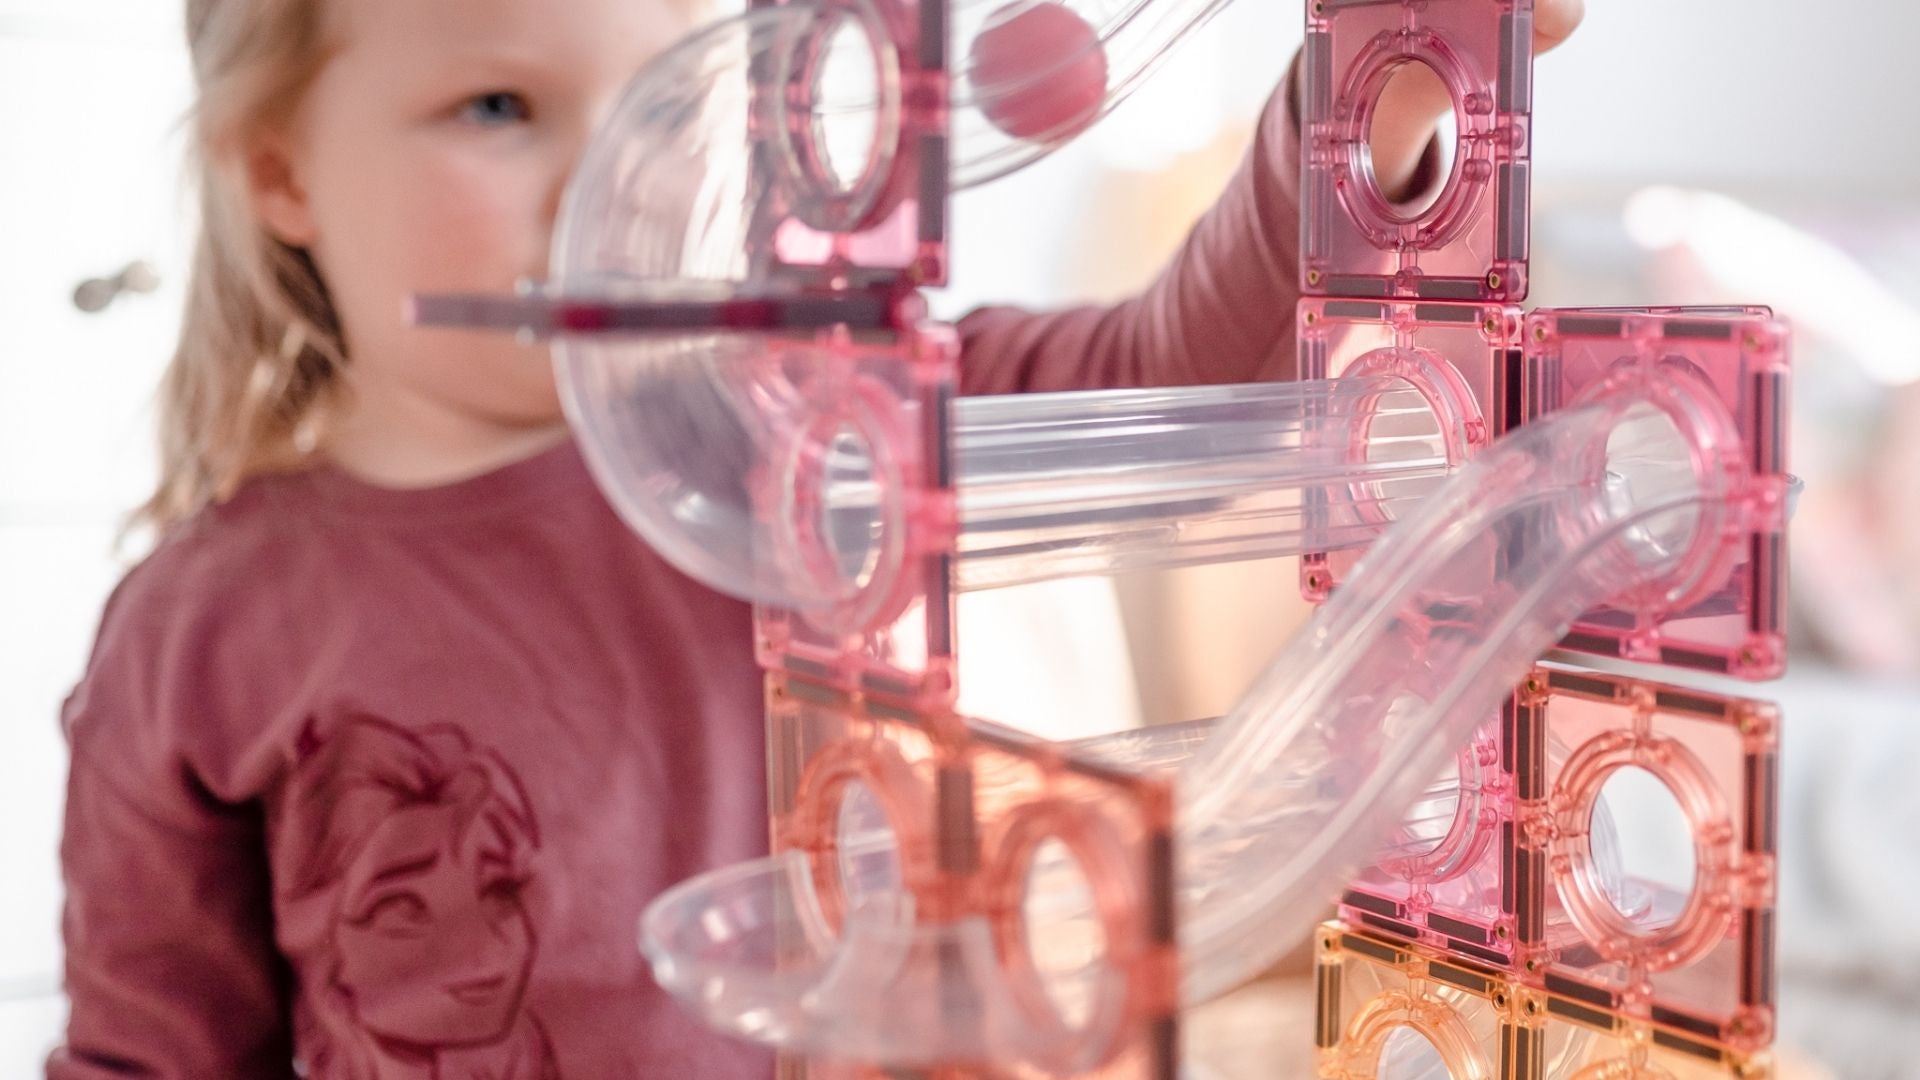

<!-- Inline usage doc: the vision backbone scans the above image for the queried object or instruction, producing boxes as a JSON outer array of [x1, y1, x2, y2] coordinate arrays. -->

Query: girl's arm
[[48, 758, 294, 1079], [46, 574, 295, 1079], [957, 70, 1311, 394]]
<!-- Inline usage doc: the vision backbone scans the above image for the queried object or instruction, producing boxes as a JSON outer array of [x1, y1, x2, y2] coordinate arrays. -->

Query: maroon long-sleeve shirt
[[48, 82, 1307, 1079]]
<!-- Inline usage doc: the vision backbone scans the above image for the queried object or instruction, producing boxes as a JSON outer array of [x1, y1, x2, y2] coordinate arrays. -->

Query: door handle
[[72, 260, 161, 313]]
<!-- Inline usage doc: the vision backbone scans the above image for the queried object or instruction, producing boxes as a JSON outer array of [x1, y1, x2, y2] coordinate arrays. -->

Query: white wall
[[0, 4, 191, 1068], [1533, 0, 1920, 195]]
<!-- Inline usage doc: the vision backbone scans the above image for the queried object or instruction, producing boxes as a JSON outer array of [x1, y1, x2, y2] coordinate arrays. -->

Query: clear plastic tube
[[950, 377, 1453, 590], [639, 372, 1742, 1066], [545, 339, 1464, 616]]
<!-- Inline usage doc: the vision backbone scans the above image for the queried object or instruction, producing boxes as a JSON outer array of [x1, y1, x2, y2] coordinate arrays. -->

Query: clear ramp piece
[[1512, 664, 1780, 1051], [641, 366, 1759, 1069], [1174, 366, 1752, 1003], [951, 373, 1469, 590]]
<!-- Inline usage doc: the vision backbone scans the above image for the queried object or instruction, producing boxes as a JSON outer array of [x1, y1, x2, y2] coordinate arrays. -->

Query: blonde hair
[[142, 0, 347, 532]]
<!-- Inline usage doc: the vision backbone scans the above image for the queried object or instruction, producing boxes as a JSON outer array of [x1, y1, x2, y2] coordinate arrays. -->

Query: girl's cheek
[[402, 157, 552, 272]]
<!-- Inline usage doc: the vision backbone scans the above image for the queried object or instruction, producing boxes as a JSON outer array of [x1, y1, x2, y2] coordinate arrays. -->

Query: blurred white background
[[4, 0, 1917, 1075]]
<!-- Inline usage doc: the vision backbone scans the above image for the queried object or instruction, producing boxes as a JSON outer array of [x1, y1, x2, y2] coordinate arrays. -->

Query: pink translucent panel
[[1518, 663, 1778, 1052], [758, 592, 960, 706], [556, 319, 960, 700], [1301, 0, 1533, 302], [1523, 307, 1793, 679], [1338, 663, 1779, 1052], [647, 674, 1180, 1075], [555, 2, 946, 293], [1294, 296, 1517, 601], [1337, 718, 1533, 968]]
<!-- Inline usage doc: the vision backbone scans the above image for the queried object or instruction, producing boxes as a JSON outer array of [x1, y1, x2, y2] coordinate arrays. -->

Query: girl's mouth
[[444, 972, 510, 1006]]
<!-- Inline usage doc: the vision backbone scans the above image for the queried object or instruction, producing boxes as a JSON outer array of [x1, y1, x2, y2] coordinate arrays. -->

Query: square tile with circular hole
[[1295, 297, 1519, 603], [1521, 307, 1792, 680], [749, 322, 963, 706], [1337, 717, 1522, 968], [1313, 922, 1528, 1078], [1301, 0, 1534, 302], [1514, 663, 1777, 1052], [552, 0, 950, 297], [765, 675, 1179, 1077]]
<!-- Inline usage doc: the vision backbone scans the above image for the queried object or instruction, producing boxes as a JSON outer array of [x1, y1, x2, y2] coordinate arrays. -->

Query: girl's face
[[254, 0, 691, 436]]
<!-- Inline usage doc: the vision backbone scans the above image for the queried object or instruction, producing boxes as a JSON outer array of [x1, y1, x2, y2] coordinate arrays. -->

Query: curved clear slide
[[639, 366, 1745, 1069]]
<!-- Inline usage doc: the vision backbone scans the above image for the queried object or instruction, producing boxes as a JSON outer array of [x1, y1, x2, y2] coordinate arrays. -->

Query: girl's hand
[[1359, 0, 1585, 202]]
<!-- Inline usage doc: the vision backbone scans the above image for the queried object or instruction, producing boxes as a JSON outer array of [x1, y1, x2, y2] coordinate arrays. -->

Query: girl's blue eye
[[462, 91, 532, 127]]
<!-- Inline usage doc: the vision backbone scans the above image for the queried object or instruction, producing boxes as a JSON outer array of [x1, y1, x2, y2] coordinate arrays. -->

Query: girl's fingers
[[1534, 0, 1586, 55]]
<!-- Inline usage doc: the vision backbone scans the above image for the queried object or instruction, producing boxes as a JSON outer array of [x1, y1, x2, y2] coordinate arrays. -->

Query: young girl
[[50, 0, 1580, 1076]]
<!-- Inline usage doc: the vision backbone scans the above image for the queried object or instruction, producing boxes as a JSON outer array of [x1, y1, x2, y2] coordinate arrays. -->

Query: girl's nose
[[540, 81, 630, 251], [538, 134, 596, 258], [541, 159, 572, 244]]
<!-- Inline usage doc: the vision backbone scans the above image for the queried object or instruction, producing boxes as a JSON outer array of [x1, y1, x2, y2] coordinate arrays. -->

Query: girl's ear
[[244, 131, 319, 248]]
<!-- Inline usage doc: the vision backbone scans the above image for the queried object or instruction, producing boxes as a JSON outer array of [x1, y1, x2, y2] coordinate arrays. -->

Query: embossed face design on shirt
[[335, 797, 537, 1047]]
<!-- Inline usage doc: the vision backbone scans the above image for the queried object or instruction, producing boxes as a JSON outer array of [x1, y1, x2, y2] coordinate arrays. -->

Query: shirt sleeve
[[46, 576, 296, 1079], [957, 66, 1308, 395]]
